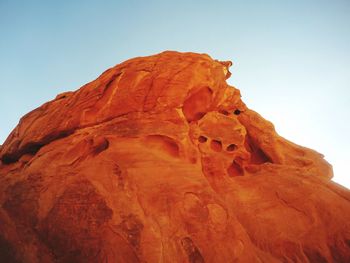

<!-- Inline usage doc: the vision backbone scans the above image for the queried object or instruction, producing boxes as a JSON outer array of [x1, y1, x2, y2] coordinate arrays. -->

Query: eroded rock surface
[[0, 51, 349, 262]]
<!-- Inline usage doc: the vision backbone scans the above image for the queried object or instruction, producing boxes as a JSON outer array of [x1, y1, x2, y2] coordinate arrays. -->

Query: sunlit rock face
[[0, 51, 349, 263]]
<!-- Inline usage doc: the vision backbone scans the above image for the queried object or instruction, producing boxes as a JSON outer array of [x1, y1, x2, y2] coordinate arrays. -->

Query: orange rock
[[0, 51, 349, 262]]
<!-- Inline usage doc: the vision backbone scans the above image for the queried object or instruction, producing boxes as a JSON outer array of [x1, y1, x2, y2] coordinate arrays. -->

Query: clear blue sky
[[1, 0, 349, 188]]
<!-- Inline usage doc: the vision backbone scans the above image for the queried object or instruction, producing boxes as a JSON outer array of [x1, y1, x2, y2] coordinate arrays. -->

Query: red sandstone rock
[[0, 51, 349, 262]]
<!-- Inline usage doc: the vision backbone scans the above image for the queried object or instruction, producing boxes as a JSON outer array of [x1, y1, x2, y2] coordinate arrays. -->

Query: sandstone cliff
[[0, 51, 349, 262]]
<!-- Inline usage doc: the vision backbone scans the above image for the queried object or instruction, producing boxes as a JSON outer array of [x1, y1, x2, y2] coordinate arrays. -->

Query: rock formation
[[0, 51, 349, 262]]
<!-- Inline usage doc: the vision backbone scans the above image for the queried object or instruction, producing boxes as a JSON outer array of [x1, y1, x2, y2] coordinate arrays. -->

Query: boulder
[[0, 51, 349, 262]]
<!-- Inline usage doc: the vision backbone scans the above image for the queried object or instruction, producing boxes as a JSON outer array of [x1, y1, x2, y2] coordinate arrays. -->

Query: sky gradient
[[0, 0, 349, 188]]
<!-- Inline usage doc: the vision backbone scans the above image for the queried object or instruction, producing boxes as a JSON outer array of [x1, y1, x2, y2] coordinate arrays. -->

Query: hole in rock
[[218, 110, 230, 116], [2, 129, 74, 164], [244, 135, 272, 164], [0, 155, 11, 164], [210, 140, 222, 152], [227, 160, 244, 177], [25, 143, 43, 156], [234, 109, 241, 115], [226, 144, 237, 152], [182, 87, 213, 122], [198, 136, 207, 143], [145, 135, 180, 157], [2, 142, 43, 164], [92, 137, 109, 155]]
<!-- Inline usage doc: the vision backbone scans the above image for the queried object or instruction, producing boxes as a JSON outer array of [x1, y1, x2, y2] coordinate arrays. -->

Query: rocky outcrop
[[0, 51, 349, 262]]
